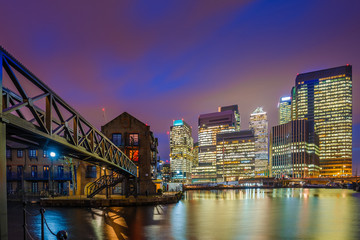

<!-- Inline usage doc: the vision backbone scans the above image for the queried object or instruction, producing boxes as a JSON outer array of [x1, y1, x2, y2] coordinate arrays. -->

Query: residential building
[[270, 119, 320, 178], [216, 130, 255, 181], [6, 145, 72, 199], [279, 96, 292, 124], [249, 107, 269, 177], [169, 119, 194, 182], [292, 65, 352, 177], [101, 112, 158, 194]]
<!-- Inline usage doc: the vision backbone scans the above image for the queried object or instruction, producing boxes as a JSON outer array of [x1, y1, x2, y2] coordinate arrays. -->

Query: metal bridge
[[0, 46, 137, 240]]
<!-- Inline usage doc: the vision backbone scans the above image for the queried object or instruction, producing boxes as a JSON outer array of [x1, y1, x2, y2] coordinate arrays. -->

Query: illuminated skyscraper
[[249, 107, 269, 177], [216, 130, 255, 181], [270, 119, 320, 178], [279, 96, 292, 124], [192, 106, 239, 183], [170, 119, 194, 182], [292, 65, 352, 177]]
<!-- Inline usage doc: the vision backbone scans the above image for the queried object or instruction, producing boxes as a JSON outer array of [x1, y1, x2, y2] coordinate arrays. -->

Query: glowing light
[[173, 120, 184, 126], [281, 96, 291, 101], [50, 152, 56, 158], [102, 108, 105, 111]]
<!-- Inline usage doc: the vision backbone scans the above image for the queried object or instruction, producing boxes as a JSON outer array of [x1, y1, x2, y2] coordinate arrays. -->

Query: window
[[129, 134, 139, 146], [6, 166, 12, 178], [86, 166, 97, 178], [6, 149, 11, 159], [29, 149, 37, 158], [31, 182, 38, 193], [43, 166, 49, 179], [129, 150, 139, 161], [31, 166, 37, 178], [58, 166, 64, 178], [43, 150, 49, 158], [17, 166, 23, 178], [43, 182, 49, 190], [17, 150, 23, 158], [112, 133, 122, 146]]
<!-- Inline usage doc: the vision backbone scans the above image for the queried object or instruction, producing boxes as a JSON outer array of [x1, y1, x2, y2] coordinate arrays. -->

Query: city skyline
[[0, 1, 359, 172]]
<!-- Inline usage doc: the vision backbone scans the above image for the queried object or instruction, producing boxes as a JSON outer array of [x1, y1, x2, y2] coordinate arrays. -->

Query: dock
[[40, 192, 182, 207]]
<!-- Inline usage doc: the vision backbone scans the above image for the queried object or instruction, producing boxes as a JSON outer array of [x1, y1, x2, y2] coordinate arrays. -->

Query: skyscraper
[[192, 106, 239, 183], [216, 130, 255, 181], [169, 119, 194, 182], [249, 107, 269, 177], [292, 65, 352, 177], [279, 96, 292, 124], [270, 119, 320, 178]]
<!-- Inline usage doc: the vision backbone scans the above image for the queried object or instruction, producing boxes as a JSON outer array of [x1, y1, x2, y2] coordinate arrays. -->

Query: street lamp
[[49, 151, 57, 196]]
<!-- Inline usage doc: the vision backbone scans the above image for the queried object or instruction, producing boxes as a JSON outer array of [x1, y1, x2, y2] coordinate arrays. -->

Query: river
[[7, 188, 360, 239]]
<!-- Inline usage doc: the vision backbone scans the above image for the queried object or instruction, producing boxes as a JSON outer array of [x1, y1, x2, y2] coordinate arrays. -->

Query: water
[[7, 189, 360, 239]]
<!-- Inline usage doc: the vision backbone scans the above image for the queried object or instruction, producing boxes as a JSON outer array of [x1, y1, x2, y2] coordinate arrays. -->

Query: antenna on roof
[[102, 108, 107, 123]]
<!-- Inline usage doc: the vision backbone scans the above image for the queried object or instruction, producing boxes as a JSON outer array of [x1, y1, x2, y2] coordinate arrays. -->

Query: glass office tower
[[216, 130, 255, 181], [279, 96, 292, 124], [170, 120, 194, 182], [270, 119, 320, 178], [292, 65, 352, 177], [192, 106, 239, 183], [249, 107, 269, 177]]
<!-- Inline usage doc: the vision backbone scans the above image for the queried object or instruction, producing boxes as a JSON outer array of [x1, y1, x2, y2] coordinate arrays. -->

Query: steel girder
[[0, 46, 137, 177]]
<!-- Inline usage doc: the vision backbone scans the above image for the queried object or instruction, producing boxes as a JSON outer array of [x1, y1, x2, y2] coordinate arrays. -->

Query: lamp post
[[49, 151, 56, 196]]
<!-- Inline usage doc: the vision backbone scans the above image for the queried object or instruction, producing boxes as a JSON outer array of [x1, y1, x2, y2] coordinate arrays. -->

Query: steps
[[86, 173, 124, 198]]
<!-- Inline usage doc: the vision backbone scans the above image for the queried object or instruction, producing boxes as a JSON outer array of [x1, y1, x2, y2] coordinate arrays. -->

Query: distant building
[[292, 65, 352, 177], [270, 119, 320, 178], [192, 106, 239, 183], [219, 105, 241, 130], [249, 107, 269, 177], [216, 130, 255, 181], [279, 96, 292, 124], [192, 142, 199, 167], [169, 119, 194, 182], [101, 112, 158, 195]]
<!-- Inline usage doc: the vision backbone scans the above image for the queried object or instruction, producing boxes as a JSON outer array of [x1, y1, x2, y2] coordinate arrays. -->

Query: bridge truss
[[0, 46, 137, 239]]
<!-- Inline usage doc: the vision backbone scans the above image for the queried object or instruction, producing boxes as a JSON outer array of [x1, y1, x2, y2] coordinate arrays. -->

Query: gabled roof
[[101, 111, 148, 129]]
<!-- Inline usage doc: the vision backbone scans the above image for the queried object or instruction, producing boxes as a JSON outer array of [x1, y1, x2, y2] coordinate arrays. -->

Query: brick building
[[101, 112, 158, 195], [6, 143, 72, 199]]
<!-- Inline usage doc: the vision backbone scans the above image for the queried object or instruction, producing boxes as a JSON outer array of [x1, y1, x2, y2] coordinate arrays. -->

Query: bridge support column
[[0, 52, 8, 240], [0, 121, 8, 240]]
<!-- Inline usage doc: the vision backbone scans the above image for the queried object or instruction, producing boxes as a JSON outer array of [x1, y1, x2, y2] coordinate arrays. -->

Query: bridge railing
[[0, 46, 137, 177]]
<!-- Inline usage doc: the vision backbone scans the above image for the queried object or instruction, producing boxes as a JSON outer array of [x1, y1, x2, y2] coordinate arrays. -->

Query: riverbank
[[40, 192, 182, 207]]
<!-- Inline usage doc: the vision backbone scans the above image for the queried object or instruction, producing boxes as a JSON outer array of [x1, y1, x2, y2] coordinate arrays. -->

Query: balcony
[[6, 172, 22, 181], [23, 172, 72, 181], [52, 172, 72, 181]]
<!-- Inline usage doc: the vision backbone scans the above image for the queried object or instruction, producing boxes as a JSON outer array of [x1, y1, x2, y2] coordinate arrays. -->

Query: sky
[[1, 0, 359, 172]]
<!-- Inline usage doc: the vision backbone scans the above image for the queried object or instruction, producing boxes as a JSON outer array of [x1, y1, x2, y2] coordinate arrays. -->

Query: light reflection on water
[[8, 189, 360, 240]]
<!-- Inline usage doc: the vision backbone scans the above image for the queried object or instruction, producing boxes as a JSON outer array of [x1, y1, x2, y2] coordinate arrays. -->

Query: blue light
[[173, 120, 184, 126]]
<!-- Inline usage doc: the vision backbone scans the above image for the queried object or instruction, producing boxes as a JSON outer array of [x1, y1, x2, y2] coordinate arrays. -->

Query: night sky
[[1, 1, 359, 172]]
